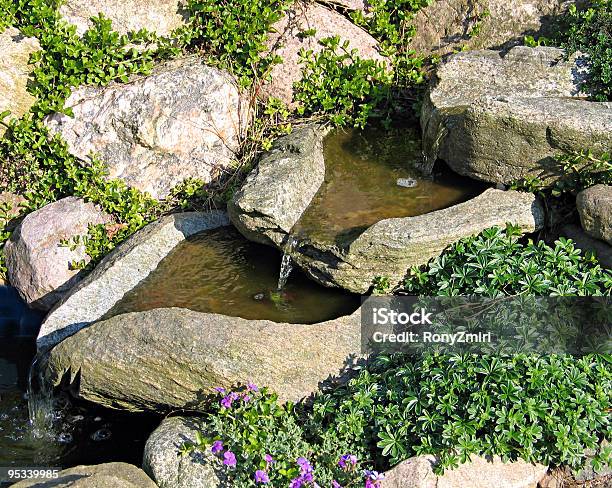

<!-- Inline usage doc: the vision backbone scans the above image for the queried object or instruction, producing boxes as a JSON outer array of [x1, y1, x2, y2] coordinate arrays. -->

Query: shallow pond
[[108, 226, 360, 323], [294, 126, 487, 243], [0, 287, 158, 478]]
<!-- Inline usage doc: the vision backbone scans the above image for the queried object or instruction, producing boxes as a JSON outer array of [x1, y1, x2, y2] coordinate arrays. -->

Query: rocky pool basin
[[229, 124, 546, 293]]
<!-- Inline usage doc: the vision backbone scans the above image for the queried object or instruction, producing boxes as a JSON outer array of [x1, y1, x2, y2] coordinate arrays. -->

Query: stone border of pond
[[228, 124, 546, 294], [37, 211, 229, 351]]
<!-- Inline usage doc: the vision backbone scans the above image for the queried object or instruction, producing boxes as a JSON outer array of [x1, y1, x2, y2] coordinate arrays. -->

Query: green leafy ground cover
[[181, 226, 610, 487], [182, 352, 611, 487]]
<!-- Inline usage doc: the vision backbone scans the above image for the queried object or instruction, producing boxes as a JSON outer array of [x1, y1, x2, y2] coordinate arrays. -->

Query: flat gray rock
[[228, 125, 328, 247], [11, 462, 156, 487], [43, 307, 361, 411], [37, 211, 229, 351], [45, 57, 249, 200], [143, 417, 225, 488], [381, 454, 547, 488], [421, 46, 612, 185], [291, 188, 544, 293], [5, 197, 111, 311], [577, 184, 612, 245]]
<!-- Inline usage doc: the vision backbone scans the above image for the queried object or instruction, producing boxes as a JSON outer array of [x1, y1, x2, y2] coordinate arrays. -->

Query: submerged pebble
[[397, 178, 418, 188], [91, 428, 112, 442]]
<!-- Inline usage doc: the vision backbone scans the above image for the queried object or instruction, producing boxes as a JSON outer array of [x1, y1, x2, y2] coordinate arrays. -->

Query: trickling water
[[26, 353, 57, 440], [277, 236, 297, 290], [1, 285, 160, 468]]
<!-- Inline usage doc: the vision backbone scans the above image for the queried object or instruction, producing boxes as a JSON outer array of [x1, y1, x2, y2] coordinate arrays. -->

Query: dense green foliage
[[180, 0, 291, 88], [559, 0, 611, 101], [0, 0, 178, 116], [294, 36, 393, 128], [400, 225, 611, 297], [295, 0, 432, 126], [184, 353, 611, 485]]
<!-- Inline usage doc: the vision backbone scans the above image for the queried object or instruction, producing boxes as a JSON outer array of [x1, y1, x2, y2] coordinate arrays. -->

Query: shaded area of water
[[294, 126, 487, 244], [109, 226, 360, 323], [0, 286, 159, 480]]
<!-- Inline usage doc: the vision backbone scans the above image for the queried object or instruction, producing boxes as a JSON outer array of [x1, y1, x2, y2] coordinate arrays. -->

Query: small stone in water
[[68, 414, 85, 423], [397, 178, 417, 188], [94, 416, 102, 422], [91, 428, 112, 441], [253, 293, 265, 301]]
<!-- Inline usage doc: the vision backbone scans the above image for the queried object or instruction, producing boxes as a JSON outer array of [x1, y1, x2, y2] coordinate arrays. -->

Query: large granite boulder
[[0, 27, 40, 137], [421, 46, 612, 185], [11, 462, 156, 487], [410, 0, 566, 57], [143, 416, 225, 488], [381, 455, 547, 488], [59, 0, 188, 36], [577, 185, 612, 245], [37, 211, 229, 351], [45, 57, 249, 200], [43, 307, 361, 411], [261, 3, 385, 107], [230, 125, 545, 294], [4, 197, 111, 311]]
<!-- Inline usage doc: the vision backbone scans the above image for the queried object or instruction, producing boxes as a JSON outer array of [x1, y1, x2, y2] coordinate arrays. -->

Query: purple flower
[[338, 454, 357, 469], [332, 481, 343, 488], [363, 470, 384, 487], [254, 470, 269, 484], [242, 394, 251, 403], [220, 392, 239, 408], [211, 440, 224, 454], [264, 454, 275, 464], [289, 478, 303, 488], [223, 451, 237, 468], [247, 382, 259, 392], [214, 387, 226, 393], [297, 457, 312, 475]]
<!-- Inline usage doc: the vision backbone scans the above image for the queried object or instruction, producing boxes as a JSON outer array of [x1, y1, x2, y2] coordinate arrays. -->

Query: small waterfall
[[27, 352, 56, 439], [277, 236, 297, 290]]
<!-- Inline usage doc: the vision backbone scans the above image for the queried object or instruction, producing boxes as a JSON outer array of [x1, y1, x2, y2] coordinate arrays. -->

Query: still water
[[109, 226, 360, 323], [294, 126, 487, 243]]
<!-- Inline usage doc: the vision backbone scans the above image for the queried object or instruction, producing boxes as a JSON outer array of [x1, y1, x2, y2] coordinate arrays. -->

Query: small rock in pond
[[68, 414, 84, 423], [94, 416, 102, 422], [253, 293, 265, 301], [91, 428, 112, 442], [397, 178, 417, 188]]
